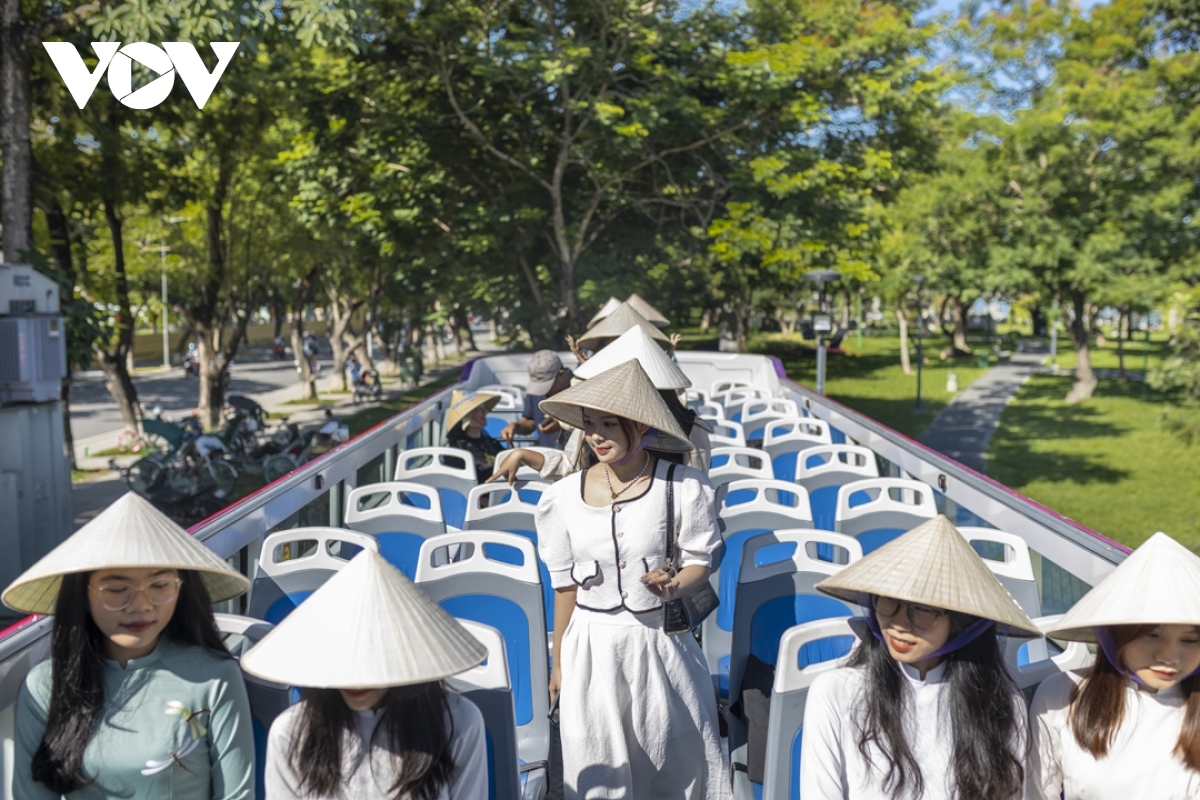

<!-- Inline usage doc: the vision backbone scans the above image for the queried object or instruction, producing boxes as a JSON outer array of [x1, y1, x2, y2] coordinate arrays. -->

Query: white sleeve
[[535, 483, 575, 588], [1027, 675, 1068, 800], [538, 430, 584, 480], [676, 468, 722, 568], [447, 696, 489, 799], [800, 672, 849, 799]]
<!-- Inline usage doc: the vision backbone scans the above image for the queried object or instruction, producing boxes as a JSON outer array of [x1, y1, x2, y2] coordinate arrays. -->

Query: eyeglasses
[[90, 578, 183, 611], [871, 596, 946, 631]]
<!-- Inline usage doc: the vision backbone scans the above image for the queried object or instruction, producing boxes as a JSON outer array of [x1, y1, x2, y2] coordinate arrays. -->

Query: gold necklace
[[604, 453, 651, 500]]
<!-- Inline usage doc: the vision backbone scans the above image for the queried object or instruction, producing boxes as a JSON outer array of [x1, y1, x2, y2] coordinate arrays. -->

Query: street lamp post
[[913, 275, 927, 414], [160, 217, 184, 368], [803, 269, 841, 396]]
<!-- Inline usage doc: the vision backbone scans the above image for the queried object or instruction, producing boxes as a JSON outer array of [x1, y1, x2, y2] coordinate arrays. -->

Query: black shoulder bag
[[662, 463, 721, 635]]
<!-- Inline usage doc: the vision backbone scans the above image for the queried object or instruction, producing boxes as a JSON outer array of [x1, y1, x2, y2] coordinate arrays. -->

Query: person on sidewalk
[[6, 493, 255, 800], [1028, 532, 1200, 800], [242, 551, 489, 800], [499, 350, 572, 448], [534, 360, 730, 800], [801, 515, 1039, 800]]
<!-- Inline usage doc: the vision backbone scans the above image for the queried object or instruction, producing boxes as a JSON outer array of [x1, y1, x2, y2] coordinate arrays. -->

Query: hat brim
[[538, 399, 693, 453], [526, 376, 557, 396], [447, 393, 502, 433]]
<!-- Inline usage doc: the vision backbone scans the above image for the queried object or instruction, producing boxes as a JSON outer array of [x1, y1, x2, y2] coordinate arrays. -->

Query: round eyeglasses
[[90, 578, 183, 611], [871, 595, 946, 632]]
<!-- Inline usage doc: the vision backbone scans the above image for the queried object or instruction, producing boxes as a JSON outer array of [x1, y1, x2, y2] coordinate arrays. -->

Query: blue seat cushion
[[858, 528, 906, 554], [441, 595, 534, 726], [772, 452, 798, 482], [798, 636, 855, 668], [830, 426, 846, 444], [485, 416, 508, 440], [264, 591, 313, 625], [438, 488, 467, 530], [748, 595, 853, 665], [501, 528, 555, 633], [717, 529, 771, 632], [808, 486, 839, 531], [790, 727, 803, 800], [376, 532, 427, 580]]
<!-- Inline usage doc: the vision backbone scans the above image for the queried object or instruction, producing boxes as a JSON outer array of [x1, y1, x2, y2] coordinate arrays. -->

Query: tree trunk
[[454, 307, 477, 352], [953, 297, 971, 353], [45, 196, 78, 466], [1065, 291, 1098, 403], [97, 197, 142, 428], [700, 308, 712, 333], [271, 290, 285, 339], [734, 297, 748, 352], [290, 310, 318, 401], [0, 3, 32, 262], [326, 284, 363, 393], [174, 319, 195, 362], [897, 308, 912, 375], [1117, 306, 1127, 380]]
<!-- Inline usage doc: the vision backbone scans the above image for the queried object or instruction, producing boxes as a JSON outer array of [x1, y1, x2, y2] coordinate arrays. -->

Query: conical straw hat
[[574, 326, 691, 390], [2, 493, 250, 615], [577, 303, 669, 351], [445, 390, 502, 433], [625, 293, 670, 326], [241, 551, 486, 688], [816, 516, 1040, 637], [540, 359, 692, 453], [1044, 532, 1200, 643], [587, 297, 623, 328]]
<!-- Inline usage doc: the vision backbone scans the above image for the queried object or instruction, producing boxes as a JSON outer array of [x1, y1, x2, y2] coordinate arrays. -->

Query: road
[[69, 347, 333, 442]]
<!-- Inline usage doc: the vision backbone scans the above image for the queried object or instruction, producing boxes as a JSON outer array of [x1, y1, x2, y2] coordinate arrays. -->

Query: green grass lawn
[[751, 332, 992, 439], [989, 375, 1200, 550]]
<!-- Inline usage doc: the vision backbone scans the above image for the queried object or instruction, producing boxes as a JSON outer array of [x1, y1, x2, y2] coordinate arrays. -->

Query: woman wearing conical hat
[[1028, 532, 1200, 799], [443, 390, 504, 483], [801, 516, 1039, 800], [242, 550, 489, 799], [533, 359, 730, 799], [492, 328, 712, 482], [4, 493, 255, 799]]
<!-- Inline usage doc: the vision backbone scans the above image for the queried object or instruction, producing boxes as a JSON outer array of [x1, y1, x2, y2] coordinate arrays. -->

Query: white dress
[[801, 661, 1027, 800], [1028, 670, 1200, 799], [536, 460, 730, 800], [537, 426, 711, 480], [264, 692, 487, 799]]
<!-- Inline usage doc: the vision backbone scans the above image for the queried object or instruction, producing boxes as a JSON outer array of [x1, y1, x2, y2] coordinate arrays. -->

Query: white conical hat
[[445, 390, 502, 433], [577, 303, 669, 351], [587, 297, 623, 328], [574, 326, 691, 390], [816, 516, 1040, 637], [1045, 532, 1200, 643], [241, 551, 486, 688], [540, 359, 693, 453], [625, 293, 670, 326], [2, 493, 250, 615]]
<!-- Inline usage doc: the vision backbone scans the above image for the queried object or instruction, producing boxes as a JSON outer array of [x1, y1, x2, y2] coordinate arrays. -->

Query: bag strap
[[664, 462, 679, 569]]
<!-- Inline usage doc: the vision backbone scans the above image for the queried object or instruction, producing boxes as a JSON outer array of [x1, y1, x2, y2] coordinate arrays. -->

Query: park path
[[917, 342, 1048, 474]]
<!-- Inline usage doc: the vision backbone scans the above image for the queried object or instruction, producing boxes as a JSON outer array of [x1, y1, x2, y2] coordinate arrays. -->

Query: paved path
[[918, 342, 1048, 474]]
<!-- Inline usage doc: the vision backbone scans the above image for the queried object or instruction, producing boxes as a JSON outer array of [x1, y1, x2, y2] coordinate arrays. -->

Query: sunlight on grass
[[989, 375, 1200, 550]]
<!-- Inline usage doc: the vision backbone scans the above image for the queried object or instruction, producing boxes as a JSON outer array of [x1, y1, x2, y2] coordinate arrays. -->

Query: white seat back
[[345, 481, 446, 538], [394, 446, 479, 496], [834, 478, 938, 545], [708, 420, 746, 448], [1004, 615, 1094, 690], [792, 444, 879, 491], [709, 445, 772, 489]]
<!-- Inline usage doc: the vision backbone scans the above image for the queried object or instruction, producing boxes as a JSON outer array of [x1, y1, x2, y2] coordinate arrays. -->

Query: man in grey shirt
[[501, 350, 573, 448]]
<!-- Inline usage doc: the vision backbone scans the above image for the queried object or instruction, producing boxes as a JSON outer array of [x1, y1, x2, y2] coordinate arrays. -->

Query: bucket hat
[[540, 359, 693, 453], [526, 350, 564, 395], [2, 492, 250, 615], [577, 303, 669, 352], [587, 297, 623, 328], [241, 551, 487, 688], [1044, 532, 1200, 643], [445, 390, 502, 434], [574, 326, 691, 390], [816, 515, 1040, 637], [625, 293, 670, 326]]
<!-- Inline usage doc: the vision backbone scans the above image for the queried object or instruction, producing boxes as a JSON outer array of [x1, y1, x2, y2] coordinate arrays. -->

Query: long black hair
[[31, 568, 230, 793], [847, 611, 1026, 799], [288, 683, 456, 800]]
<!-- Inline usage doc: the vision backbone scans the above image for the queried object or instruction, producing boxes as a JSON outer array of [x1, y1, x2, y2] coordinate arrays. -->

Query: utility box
[[0, 264, 72, 621], [0, 264, 66, 404]]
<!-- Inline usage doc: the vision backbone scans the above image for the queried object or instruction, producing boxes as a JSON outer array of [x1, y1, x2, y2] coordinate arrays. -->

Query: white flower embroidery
[[141, 700, 211, 777]]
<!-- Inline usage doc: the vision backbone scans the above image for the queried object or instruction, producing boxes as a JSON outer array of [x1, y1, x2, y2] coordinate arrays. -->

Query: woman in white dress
[[534, 359, 730, 800], [241, 551, 489, 800], [801, 516, 1040, 800], [1028, 532, 1200, 800]]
